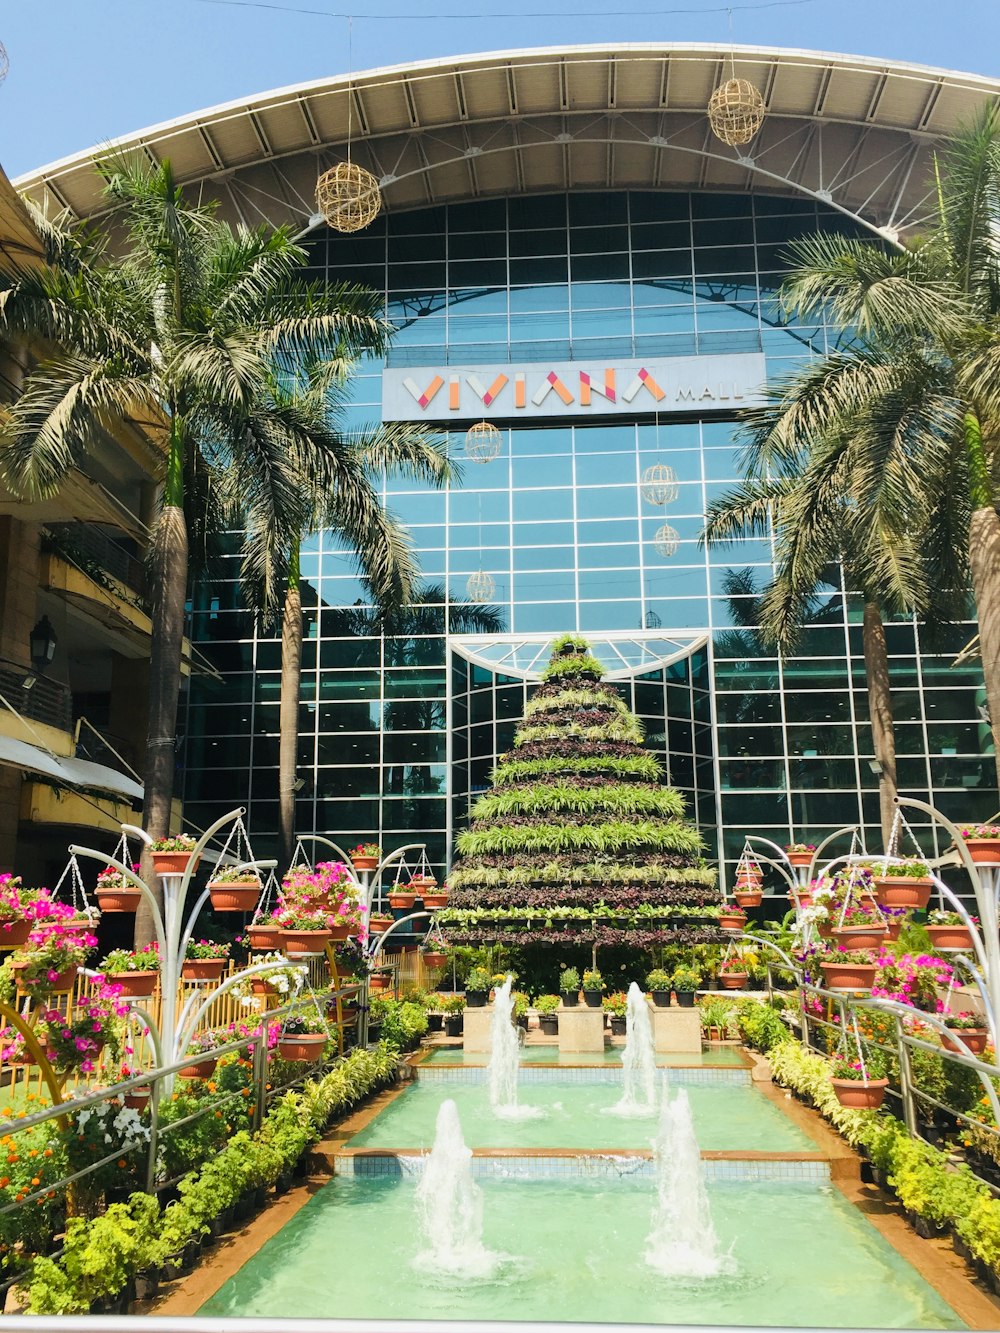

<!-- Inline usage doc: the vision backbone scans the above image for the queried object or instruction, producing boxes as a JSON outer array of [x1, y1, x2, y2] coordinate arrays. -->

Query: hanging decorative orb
[[653, 524, 680, 558], [0, 43, 8, 85], [640, 463, 679, 506], [466, 570, 495, 602], [707, 79, 766, 146], [465, 420, 502, 463], [316, 161, 383, 234]]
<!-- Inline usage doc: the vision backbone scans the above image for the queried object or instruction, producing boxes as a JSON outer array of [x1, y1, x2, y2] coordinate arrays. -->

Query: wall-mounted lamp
[[29, 616, 57, 675]]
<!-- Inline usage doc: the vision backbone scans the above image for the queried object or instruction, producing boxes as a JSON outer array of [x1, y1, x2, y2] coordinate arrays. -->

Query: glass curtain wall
[[184, 190, 996, 885]]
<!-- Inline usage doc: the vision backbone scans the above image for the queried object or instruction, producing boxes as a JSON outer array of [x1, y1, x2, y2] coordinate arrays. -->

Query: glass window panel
[[513, 601, 576, 632], [511, 453, 574, 488], [571, 225, 629, 254], [514, 546, 576, 572], [719, 757, 785, 789], [578, 600, 643, 631], [571, 253, 630, 282], [383, 732, 447, 763], [514, 571, 577, 599], [576, 453, 636, 487], [579, 543, 641, 570], [576, 487, 638, 520], [512, 488, 574, 521], [510, 257, 569, 285]]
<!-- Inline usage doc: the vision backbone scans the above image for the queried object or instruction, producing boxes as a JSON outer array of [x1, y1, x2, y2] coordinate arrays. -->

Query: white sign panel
[[382, 352, 767, 422]]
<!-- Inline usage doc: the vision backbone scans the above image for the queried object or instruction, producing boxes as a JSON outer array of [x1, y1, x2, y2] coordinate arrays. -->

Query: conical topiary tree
[[440, 634, 725, 951]]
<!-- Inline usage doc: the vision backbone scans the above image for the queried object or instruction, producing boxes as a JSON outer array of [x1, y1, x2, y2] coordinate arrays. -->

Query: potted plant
[[421, 882, 450, 909], [425, 994, 446, 1032], [734, 860, 763, 887], [559, 966, 581, 1007], [465, 966, 491, 1008], [420, 946, 449, 973], [278, 1012, 329, 1062], [245, 913, 283, 952], [956, 823, 1000, 864], [942, 1011, 991, 1055], [832, 904, 890, 952], [98, 944, 160, 996], [819, 947, 879, 992], [784, 842, 816, 867], [351, 842, 380, 872], [37, 997, 115, 1073], [512, 990, 530, 1030], [733, 882, 763, 909], [181, 938, 230, 982], [441, 994, 465, 1037], [149, 834, 199, 875], [582, 969, 604, 1007], [233, 954, 305, 1004], [278, 910, 333, 956], [388, 882, 416, 912], [0, 875, 46, 948], [534, 993, 560, 1036], [671, 963, 700, 1007], [926, 909, 976, 952], [94, 863, 142, 913], [646, 967, 673, 1007], [14, 919, 95, 994], [719, 904, 747, 932], [718, 956, 748, 990], [207, 864, 262, 913], [829, 1049, 889, 1108], [869, 858, 932, 909], [699, 996, 735, 1041], [178, 1031, 220, 1080], [369, 909, 394, 935], [603, 990, 628, 1035]]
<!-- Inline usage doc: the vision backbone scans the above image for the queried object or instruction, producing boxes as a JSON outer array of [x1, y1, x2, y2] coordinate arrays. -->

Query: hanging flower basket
[[873, 877, 931, 910], [421, 890, 450, 909], [13, 962, 78, 994], [351, 856, 378, 872], [112, 970, 159, 998], [251, 977, 279, 996], [278, 1034, 326, 1062], [719, 910, 747, 932], [95, 887, 142, 914], [281, 927, 332, 957], [787, 850, 814, 867], [388, 890, 416, 910], [123, 1086, 151, 1111], [421, 951, 448, 970], [833, 926, 887, 952], [735, 867, 762, 886], [733, 889, 762, 909], [926, 923, 974, 951], [208, 881, 261, 913], [788, 889, 814, 907], [831, 1076, 888, 1109], [942, 1028, 989, 1056], [246, 923, 282, 952], [368, 974, 390, 991], [0, 918, 32, 949], [959, 837, 1000, 865], [820, 960, 879, 992], [181, 958, 226, 983], [720, 971, 747, 990], [151, 851, 198, 875], [369, 914, 393, 934], [178, 1056, 217, 1080]]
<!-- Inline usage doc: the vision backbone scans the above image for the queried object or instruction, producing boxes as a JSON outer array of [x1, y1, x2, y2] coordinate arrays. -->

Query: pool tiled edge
[[413, 1064, 751, 1086]]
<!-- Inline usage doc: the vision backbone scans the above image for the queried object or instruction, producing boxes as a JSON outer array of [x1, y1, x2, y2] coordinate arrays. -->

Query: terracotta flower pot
[[960, 838, 1000, 865], [178, 1056, 217, 1080], [281, 928, 332, 956], [278, 1034, 326, 1062], [816, 922, 834, 940], [786, 850, 814, 866], [123, 1087, 151, 1111], [0, 918, 31, 948], [251, 977, 279, 996], [720, 911, 747, 932], [388, 891, 416, 910], [873, 877, 931, 910], [15, 963, 78, 993], [421, 951, 448, 970], [368, 974, 390, 991], [208, 882, 261, 912], [720, 972, 748, 989], [788, 890, 814, 907], [883, 920, 903, 942], [246, 923, 282, 951], [831, 1076, 888, 1109], [151, 851, 198, 875], [926, 924, 974, 951], [820, 961, 878, 992], [942, 1029, 989, 1055], [833, 926, 887, 951], [421, 892, 450, 909], [368, 915, 393, 934], [327, 922, 353, 942], [181, 958, 226, 982], [733, 890, 762, 909], [351, 856, 378, 871], [111, 970, 159, 997], [96, 888, 142, 914]]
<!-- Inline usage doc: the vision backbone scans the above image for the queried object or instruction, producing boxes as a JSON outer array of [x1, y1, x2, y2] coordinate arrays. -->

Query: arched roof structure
[[13, 44, 1000, 239]]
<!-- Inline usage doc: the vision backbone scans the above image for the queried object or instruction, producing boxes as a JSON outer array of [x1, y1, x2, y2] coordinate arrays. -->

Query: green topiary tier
[[441, 634, 724, 949]]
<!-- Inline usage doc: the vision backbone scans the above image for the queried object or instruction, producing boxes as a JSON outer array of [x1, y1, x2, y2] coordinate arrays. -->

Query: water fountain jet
[[487, 976, 542, 1119], [414, 1098, 501, 1278], [608, 981, 657, 1117]]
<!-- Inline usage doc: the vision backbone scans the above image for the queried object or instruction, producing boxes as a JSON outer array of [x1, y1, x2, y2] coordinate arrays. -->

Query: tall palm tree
[[743, 106, 1000, 785], [0, 159, 393, 932]]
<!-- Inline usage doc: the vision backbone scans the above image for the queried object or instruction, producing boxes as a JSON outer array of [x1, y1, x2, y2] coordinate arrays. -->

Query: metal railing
[[0, 664, 72, 733]]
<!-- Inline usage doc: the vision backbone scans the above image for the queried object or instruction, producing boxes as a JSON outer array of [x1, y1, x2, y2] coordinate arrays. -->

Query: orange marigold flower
[[30, 1177, 39, 1187], [117, 1159, 126, 1169], [0, 1176, 9, 1188]]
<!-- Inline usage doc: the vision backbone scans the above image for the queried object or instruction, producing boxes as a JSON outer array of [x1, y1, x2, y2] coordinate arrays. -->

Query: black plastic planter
[[444, 1014, 464, 1037], [651, 989, 671, 1008], [583, 990, 603, 1008], [561, 990, 579, 1008], [539, 1015, 559, 1036], [466, 990, 489, 1009], [674, 990, 696, 1008]]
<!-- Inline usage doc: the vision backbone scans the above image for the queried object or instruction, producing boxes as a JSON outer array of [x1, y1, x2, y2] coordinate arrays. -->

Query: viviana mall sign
[[382, 352, 767, 422]]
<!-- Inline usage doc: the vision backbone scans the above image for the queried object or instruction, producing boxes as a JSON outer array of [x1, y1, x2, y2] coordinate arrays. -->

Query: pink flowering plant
[[830, 1048, 887, 1080], [99, 943, 161, 974], [17, 917, 96, 992], [0, 876, 64, 932], [150, 834, 198, 853], [872, 949, 953, 1011], [210, 863, 262, 885], [352, 843, 380, 858], [95, 862, 140, 891], [38, 999, 115, 1073], [184, 938, 231, 960], [943, 1010, 987, 1030], [278, 860, 364, 936], [785, 843, 816, 852], [957, 823, 1000, 840]]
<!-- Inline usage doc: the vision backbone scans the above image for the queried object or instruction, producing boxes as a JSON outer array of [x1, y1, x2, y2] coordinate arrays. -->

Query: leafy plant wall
[[440, 635, 724, 949]]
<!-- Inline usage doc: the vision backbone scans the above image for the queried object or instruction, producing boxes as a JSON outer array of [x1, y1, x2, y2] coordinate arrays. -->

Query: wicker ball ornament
[[465, 420, 502, 463], [0, 43, 8, 86], [316, 161, 383, 234], [640, 463, 679, 505], [653, 523, 680, 558], [466, 570, 496, 601], [707, 79, 766, 146]]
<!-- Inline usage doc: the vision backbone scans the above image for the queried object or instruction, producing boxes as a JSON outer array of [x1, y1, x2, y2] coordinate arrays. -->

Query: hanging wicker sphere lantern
[[640, 463, 680, 506], [0, 43, 8, 85], [653, 524, 680, 558], [466, 570, 496, 602], [316, 161, 383, 234], [707, 78, 766, 146], [465, 420, 502, 463]]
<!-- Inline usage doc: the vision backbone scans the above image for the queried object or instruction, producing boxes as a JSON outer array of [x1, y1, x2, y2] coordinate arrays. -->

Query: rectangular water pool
[[420, 1044, 749, 1066], [199, 1175, 963, 1328]]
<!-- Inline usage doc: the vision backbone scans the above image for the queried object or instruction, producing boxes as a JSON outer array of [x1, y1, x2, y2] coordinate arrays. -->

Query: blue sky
[[2, 0, 997, 179]]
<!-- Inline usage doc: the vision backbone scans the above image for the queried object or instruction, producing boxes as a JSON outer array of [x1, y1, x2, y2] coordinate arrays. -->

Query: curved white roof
[[14, 43, 1000, 237]]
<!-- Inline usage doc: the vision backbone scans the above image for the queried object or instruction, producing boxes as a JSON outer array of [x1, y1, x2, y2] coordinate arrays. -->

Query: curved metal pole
[[744, 837, 797, 893], [0, 1001, 65, 1114], [368, 909, 431, 960], [367, 845, 427, 913], [67, 846, 167, 960], [178, 957, 308, 1054]]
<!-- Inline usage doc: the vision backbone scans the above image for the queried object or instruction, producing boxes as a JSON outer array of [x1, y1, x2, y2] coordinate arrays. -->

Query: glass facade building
[[184, 188, 998, 885]]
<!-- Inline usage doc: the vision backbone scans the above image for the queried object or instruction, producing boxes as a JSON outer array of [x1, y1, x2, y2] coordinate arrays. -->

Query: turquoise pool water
[[344, 1079, 819, 1152], [200, 1175, 963, 1327], [421, 1043, 748, 1067]]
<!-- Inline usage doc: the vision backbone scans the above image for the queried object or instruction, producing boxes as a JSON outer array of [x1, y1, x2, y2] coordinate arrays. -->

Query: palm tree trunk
[[278, 539, 303, 874], [862, 601, 898, 850], [964, 413, 1000, 790], [136, 426, 188, 947]]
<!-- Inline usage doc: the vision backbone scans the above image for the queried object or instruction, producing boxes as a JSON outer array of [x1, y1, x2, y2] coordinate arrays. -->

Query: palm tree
[[0, 159, 393, 932], [702, 456, 942, 847], [742, 107, 1000, 786]]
